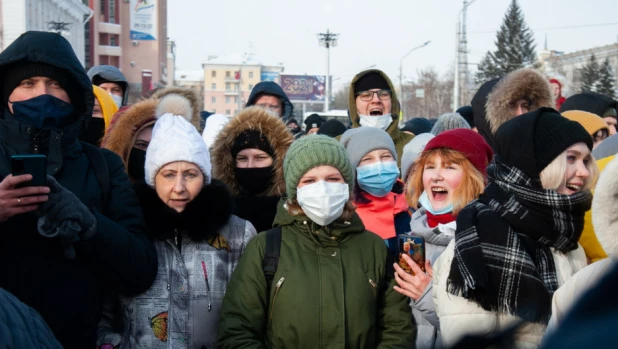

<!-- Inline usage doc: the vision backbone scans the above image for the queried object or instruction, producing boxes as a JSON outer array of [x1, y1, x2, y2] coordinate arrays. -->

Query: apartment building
[[203, 54, 284, 116]]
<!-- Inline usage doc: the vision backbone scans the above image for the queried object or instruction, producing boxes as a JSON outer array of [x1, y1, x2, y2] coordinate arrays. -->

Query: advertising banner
[[280, 75, 326, 101], [260, 71, 280, 82], [130, 0, 157, 41]]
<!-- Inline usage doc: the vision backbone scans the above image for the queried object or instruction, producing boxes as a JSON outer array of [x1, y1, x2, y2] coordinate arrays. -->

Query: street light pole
[[399, 40, 431, 119], [318, 29, 339, 112], [453, 0, 477, 111]]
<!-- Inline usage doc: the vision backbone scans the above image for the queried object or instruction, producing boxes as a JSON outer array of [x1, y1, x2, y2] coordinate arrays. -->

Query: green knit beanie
[[284, 135, 354, 200]]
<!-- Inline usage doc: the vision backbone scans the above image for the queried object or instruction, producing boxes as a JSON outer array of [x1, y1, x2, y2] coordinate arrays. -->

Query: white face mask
[[359, 113, 392, 130], [296, 181, 349, 226], [109, 93, 123, 108]]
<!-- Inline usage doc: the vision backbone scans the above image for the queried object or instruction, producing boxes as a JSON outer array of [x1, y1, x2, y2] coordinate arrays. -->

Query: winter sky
[[169, 0, 618, 91]]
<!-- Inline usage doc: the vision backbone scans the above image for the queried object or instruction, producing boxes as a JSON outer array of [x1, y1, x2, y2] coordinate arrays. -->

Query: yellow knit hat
[[562, 110, 609, 136], [93, 85, 119, 131]]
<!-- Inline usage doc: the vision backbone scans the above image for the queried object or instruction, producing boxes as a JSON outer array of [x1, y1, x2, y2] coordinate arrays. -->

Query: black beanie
[[495, 107, 592, 178], [354, 72, 390, 94], [304, 114, 324, 129], [3, 62, 70, 103], [231, 130, 275, 159], [456, 106, 474, 128], [317, 119, 347, 138]]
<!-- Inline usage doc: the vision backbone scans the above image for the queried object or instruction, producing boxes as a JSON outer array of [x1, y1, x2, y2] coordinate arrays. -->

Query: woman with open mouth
[[394, 128, 493, 349], [432, 108, 599, 348]]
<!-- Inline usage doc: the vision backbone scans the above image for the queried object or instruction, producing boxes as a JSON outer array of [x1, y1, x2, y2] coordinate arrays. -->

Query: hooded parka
[[246, 81, 294, 120], [87, 65, 130, 106], [217, 201, 415, 348], [211, 107, 293, 232], [0, 31, 157, 349], [347, 70, 413, 167]]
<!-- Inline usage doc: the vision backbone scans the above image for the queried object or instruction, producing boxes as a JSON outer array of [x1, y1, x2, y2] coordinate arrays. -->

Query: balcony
[[98, 45, 122, 57], [225, 78, 240, 83], [97, 22, 122, 35], [224, 90, 240, 96]]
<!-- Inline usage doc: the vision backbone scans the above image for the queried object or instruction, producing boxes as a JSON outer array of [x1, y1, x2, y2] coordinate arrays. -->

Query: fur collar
[[486, 68, 554, 135], [210, 107, 293, 197], [134, 179, 233, 241]]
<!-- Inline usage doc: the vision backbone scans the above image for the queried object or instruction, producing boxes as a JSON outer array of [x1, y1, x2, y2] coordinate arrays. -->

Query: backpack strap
[[80, 142, 110, 211], [263, 226, 282, 295]]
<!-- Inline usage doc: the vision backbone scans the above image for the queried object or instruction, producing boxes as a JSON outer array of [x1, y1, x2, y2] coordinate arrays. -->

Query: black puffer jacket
[[0, 31, 157, 349]]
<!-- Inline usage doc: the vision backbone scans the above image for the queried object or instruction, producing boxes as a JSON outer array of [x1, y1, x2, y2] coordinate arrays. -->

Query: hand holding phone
[[0, 174, 50, 223], [11, 155, 47, 188], [397, 235, 426, 274]]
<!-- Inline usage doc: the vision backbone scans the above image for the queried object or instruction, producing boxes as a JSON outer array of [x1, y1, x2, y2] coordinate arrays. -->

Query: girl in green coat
[[217, 135, 415, 349]]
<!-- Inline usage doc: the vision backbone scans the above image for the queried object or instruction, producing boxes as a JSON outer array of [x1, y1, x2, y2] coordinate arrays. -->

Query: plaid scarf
[[448, 156, 592, 324]]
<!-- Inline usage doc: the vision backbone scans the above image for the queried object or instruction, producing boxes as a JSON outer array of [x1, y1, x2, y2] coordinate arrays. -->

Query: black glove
[[36, 176, 97, 259]]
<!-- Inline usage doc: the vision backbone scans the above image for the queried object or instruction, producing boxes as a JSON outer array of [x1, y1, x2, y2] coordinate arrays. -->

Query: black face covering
[[79, 117, 105, 146], [128, 147, 147, 182], [235, 166, 274, 195]]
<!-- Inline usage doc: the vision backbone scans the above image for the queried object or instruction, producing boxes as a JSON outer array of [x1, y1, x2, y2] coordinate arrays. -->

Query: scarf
[[355, 191, 410, 240], [448, 157, 592, 324], [426, 211, 456, 228]]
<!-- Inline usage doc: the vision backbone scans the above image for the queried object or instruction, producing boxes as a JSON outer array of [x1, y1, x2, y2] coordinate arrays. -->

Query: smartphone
[[397, 235, 426, 274], [11, 155, 47, 188]]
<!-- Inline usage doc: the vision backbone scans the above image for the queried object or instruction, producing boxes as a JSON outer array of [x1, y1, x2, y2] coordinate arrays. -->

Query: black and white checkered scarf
[[448, 156, 592, 324]]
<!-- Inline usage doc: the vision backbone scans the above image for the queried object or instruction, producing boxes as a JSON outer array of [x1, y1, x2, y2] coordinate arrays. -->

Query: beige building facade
[[203, 54, 284, 116]]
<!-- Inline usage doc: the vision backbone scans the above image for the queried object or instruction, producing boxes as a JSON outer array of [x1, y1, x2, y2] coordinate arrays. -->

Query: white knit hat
[[145, 113, 212, 187]]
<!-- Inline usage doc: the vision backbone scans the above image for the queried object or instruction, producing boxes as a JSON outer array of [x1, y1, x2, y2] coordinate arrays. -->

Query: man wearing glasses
[[246, 81, 294, 121], [346, 69, 414, 166]]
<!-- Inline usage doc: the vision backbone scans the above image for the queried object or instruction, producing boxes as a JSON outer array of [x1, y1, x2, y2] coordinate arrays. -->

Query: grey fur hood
[[87, 65, 129, 106]]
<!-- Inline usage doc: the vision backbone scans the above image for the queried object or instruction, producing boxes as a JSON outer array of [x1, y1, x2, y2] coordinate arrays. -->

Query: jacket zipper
[[269, 277, 285, 320], [32, 131, 41, 154], [369, 279, 378, 298]]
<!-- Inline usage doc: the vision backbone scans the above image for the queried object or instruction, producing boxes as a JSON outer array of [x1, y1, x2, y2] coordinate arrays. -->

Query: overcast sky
[[169, 0, 618, 91]]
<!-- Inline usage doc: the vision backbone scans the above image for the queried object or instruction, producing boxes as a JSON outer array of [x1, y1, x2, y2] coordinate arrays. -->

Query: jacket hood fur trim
[[592, 156, 618, 257], [486, 68, 554, 135], [134, 179, 233, 241], [210, 106, 293, 197]]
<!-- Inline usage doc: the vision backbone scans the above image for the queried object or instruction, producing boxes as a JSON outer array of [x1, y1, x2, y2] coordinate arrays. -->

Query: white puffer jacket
[[433, 241, 587, 349]]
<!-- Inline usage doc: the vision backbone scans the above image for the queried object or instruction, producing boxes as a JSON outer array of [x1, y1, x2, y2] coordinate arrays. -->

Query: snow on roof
[[175, 70, 204, 81], [204, 53, 262, 66]]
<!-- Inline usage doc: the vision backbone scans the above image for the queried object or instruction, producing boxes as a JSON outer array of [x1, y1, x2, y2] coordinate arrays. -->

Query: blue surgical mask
[[418, 191, 454, 215], [356, 160, 399, 197], [10, 94, 75, 129]]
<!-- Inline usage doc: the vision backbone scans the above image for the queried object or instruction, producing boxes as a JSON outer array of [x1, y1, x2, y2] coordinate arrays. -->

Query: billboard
[[260, 71, 280, 82], [280, 75, 326, 101], [130, 0, 157, 41]]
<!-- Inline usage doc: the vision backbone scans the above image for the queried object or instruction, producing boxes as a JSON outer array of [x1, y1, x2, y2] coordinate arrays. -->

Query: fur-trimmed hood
[[592, 155, 618, 257], [210, 106, 293, 197], [101, 87, 200, 170], [486, 68, 553, 140], [134, 179, 233, 241]]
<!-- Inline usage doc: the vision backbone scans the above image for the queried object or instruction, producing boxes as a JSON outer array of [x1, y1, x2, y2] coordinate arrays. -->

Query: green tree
[[596, 58, 616, 98], [475, 0, 537, 84], [579, 54, 600, 93]]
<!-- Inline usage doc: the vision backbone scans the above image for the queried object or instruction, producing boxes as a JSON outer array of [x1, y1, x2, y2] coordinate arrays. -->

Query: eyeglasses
[[355, 89, 391, 101], [256, 103, 282, 111]]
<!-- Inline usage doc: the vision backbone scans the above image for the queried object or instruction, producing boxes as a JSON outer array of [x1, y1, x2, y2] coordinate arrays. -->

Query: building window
[[100, 0, 105, 13], [226, 109, 231, 115], [211, 71, 216, 77], [211, 96, 216, 103], [226, 71, 231, 78], [109, 0, 116, 23], [234, 96, 237, 103], [110, 36, 117, 46], [225, 83, 231, 91], [249, 71, 254, 79], [225, 96, 230, 104], [212, 83, 216, 90], [248, 84, 254, 90]]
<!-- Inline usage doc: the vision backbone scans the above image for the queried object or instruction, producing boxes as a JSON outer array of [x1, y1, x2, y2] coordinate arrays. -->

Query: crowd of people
[[1, 31, 618, 349]]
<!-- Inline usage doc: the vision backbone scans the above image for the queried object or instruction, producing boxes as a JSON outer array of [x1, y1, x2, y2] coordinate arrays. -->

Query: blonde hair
[[285, 198, 357, 222], [406, 148, 486, 215], [540, 149, 599, 192]]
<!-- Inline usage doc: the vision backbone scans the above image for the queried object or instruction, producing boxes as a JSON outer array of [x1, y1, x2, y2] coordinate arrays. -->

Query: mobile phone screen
[[11, 155, 47, 188], [397, 235, 426, 274]]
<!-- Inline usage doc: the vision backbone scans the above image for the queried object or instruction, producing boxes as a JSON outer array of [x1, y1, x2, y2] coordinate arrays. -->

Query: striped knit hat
[[283, 135, 353, 200]]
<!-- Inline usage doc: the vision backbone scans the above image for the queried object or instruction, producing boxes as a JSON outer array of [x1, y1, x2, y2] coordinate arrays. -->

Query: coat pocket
[[368, 278, 378, 299], [269, 276, 285, 321]]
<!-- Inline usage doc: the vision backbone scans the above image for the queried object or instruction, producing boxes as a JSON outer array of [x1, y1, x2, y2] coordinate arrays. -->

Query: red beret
[[423, 129, 493, 177]]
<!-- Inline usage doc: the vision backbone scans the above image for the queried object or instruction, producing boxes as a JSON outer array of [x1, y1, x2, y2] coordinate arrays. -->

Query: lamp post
[[453, 0, 477, 111], [399, 41, 431, 118], [318, 29, 339, 112]]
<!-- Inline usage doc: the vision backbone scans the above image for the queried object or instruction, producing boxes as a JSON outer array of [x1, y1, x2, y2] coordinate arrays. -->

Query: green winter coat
[[217, 200, 415, 349], [347, 69, 414, 167]]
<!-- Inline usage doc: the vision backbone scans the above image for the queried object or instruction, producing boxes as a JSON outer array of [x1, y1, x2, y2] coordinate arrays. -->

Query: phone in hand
[[397, 235, 426, 274], [11, 155, 47, 188]]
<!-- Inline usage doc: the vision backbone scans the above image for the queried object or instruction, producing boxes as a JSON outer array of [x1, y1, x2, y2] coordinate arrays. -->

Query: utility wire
[[469, 22, 618, 35]]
